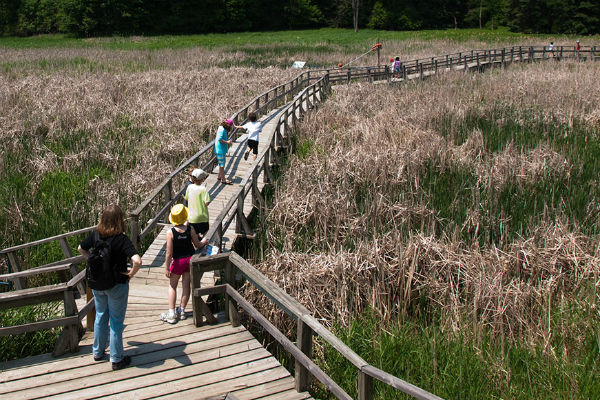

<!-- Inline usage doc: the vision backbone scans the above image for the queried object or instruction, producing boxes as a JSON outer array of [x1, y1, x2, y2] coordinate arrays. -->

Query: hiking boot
[[93, 353, 105, 362], [160, 310, 178, 324], [176, 306, 187, 320], [112, 355, 131, 371]]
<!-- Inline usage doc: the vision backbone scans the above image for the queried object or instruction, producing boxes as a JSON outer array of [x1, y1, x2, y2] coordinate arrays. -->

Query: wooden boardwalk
[[0, 107, 313, 400]]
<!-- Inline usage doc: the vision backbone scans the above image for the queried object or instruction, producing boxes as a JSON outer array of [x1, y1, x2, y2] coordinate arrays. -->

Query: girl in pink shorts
[[161, 204, 207, 324]]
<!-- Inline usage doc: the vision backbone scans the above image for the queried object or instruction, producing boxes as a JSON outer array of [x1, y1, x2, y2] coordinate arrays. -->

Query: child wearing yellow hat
[[161, 204, 208, 324]]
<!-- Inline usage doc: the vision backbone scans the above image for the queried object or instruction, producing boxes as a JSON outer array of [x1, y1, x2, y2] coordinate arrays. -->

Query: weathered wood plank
[[46, 350, 277, 400], [140, 365, 291, 400], [1, 323, 243, 383], [3, 334, 261, 399]]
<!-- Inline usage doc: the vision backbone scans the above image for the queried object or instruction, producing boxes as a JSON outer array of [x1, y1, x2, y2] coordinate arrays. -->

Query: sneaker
[[176, 306, 187, 320], [244, 151, 249, 161], [112, 355, 131, 371], [93, 353, 105, 362], [160, 310, 178, 324]]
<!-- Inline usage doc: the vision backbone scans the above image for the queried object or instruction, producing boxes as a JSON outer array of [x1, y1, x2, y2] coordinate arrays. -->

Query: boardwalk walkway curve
[[1, 44, 598, 400]]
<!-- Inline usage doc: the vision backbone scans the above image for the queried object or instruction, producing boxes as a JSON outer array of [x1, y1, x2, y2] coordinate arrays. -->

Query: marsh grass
[[0, 303, 62, 361], [243, 60, 600, 397]]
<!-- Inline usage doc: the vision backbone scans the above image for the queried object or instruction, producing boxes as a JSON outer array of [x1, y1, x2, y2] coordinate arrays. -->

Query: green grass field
[[0, 28, 534, 50]]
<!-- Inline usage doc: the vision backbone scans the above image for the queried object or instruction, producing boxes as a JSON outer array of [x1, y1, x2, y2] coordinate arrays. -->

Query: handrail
[[201, 74, 330, 250], [126, 69, 317, 250], [191, 251, 443, 400], [0, 226, 95, 254]]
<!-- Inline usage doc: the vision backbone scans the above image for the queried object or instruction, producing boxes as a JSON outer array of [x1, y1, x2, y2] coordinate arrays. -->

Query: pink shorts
[[170, 256, 191, 275]]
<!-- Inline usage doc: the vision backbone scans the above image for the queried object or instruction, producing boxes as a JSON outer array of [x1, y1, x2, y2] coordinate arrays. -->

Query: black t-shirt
[[80, 230, 138, 284], [171, 226, 195, 259]]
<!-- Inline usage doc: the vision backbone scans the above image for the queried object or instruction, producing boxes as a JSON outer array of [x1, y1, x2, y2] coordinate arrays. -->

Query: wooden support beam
[[6, 252, 25, 290], [295, 319, 313, 392], [53, 289, 80, 356], [358, 370, 374, 400]]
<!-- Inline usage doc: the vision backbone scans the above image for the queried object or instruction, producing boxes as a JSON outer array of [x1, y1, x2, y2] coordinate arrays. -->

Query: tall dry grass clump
[[251, 60, 600, 353]]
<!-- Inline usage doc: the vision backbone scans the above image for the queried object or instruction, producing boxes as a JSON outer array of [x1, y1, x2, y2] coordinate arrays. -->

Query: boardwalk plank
[[4, 335, 262, 399], [47, 350, 277, 400], [129, 364, 290, 400], [1, 323, 237, 382]]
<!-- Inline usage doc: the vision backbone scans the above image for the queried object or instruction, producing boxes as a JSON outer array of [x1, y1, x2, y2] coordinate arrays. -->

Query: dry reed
[[248, 60, 600, 354]]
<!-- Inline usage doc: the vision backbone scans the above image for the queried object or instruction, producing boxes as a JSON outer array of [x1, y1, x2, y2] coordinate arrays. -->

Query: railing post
[[358, 370, 374, 400], [419, 62, 424, 80], [402, 64, 407, 81], [295, 319, 313, 392], [434, 59, 438, 74], [264, 150, 272, 184], [224, 260, 240, 327], [463, 55, 467, 71], [216, 223, 223, 251], [129, 213, 140, 251], [236, 192, 244, 235], [367, 68, 372, 83], [163, 179, 173, 206], [347, 68, 351, 83], [59, 237, 85, 296], [519, 46, 522, 61], [6, 252, 25, 290], [385, 65, 391, 83], [529, 47, 534, 63], [501, 49, 505, 66]]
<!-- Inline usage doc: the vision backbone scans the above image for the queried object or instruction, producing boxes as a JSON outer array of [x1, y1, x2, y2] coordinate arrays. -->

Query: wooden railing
[[191, 252, 442, 400], [200, 73, 330, 250], [0, 228, 96, 352], [127, 69, 317, 252], [312, 45, 598, 84]]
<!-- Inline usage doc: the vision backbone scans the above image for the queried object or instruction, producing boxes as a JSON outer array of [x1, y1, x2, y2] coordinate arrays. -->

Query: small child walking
[[185, 168, 211, 239], [243, 112, 262, 161], [214, 118, 243, 185], [393, 56, 401, 73], [161, 204, 207, 324]]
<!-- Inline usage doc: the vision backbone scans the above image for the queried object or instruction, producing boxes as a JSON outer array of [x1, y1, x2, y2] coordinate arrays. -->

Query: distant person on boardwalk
[[161, 204, 207, 324], [393, 56, 402, 73], [243, 112, 262, 162], [548, 41, 555, 57], [185, 168, 211, 239], [78, 204, 141, 370], [214, 118, 242, 185], [576, 40, 581, 60], [393, 56, 402, 78]]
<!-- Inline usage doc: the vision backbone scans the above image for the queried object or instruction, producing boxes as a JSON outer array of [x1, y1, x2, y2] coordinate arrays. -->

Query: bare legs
[[168, 271, 191, 310]]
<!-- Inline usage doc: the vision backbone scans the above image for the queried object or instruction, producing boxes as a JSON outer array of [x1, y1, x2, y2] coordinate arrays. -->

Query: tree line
[[0, 0, 598, 37]]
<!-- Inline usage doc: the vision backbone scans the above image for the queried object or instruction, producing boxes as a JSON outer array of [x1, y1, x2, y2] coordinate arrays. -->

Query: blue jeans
[[92, 282, 129, 363]]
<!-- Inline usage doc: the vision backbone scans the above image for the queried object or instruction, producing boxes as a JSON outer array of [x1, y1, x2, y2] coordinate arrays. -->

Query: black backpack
[[86, 232, 117, 290]]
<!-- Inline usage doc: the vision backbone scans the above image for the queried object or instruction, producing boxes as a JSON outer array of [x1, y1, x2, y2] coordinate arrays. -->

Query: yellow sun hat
[[169, 204, 188, 225]]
